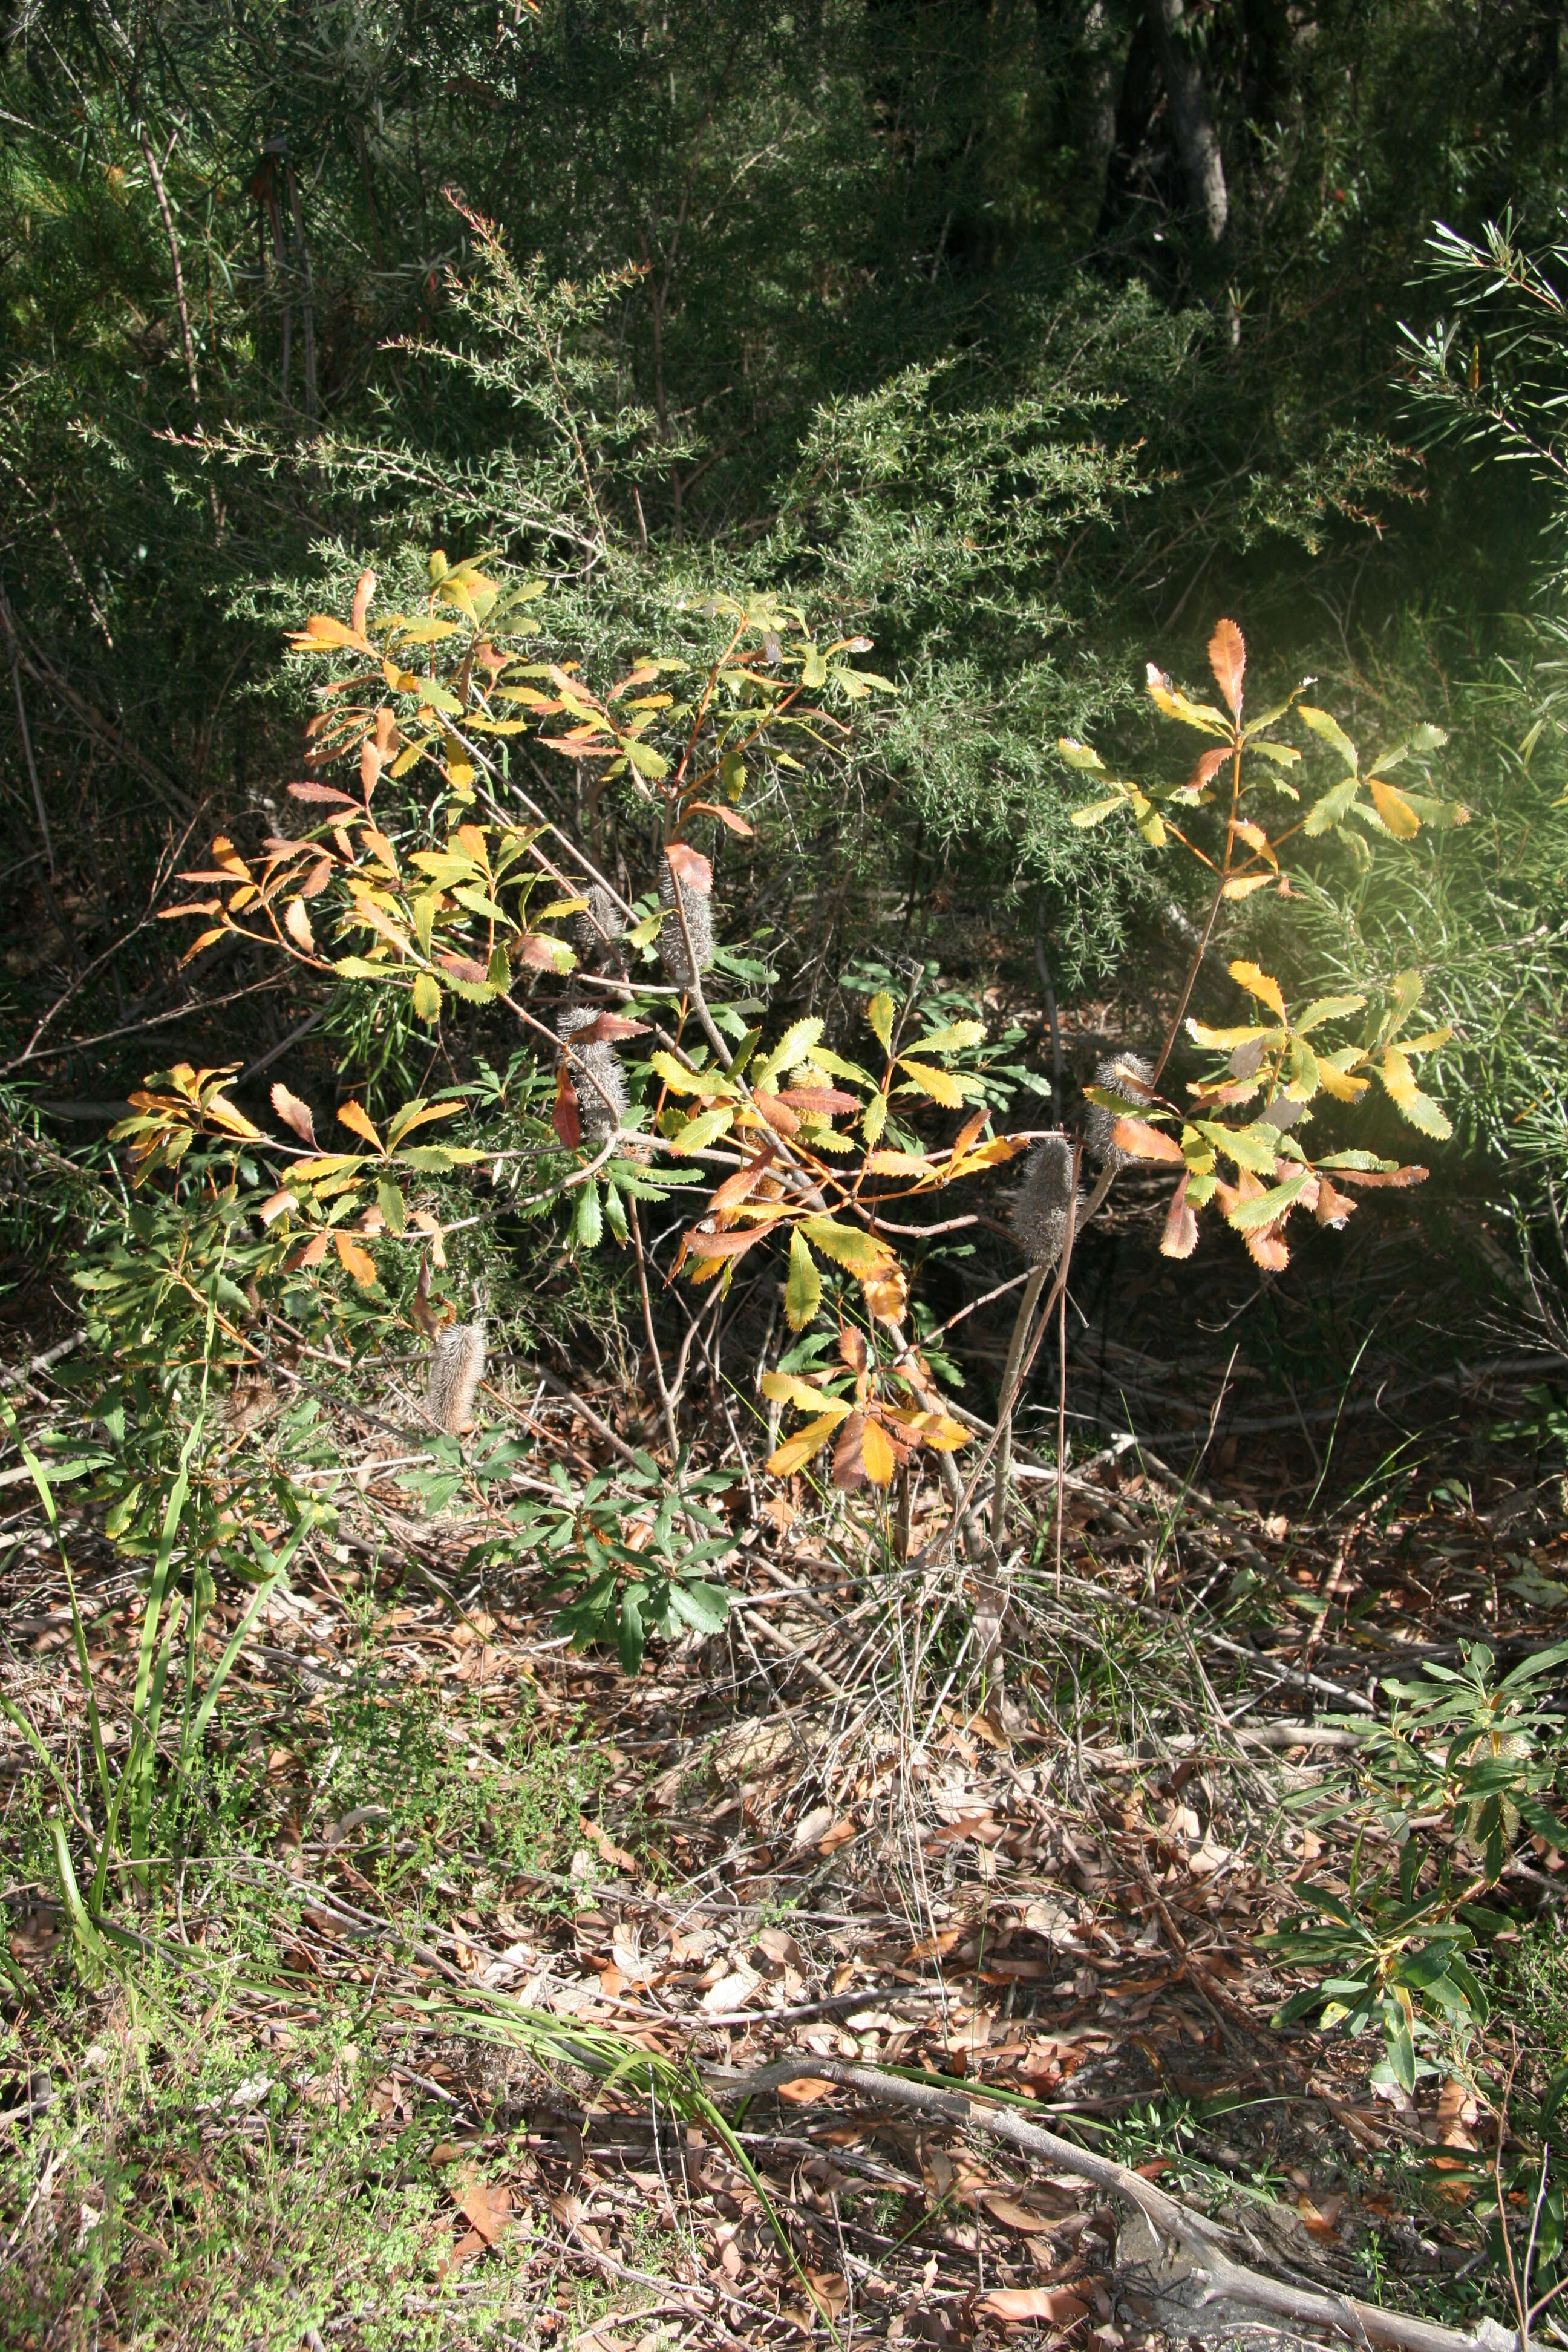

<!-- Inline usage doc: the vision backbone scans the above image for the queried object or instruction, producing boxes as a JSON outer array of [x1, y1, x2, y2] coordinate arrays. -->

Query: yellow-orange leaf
[[865, 1149, 934, 1175], [283, 897, 315, 953], [897, 1057, 965, 1108], [1111, 1117, 1184, 1163], [766, 1410, 847, 1478], [1209, 618, 1246, 719], [860, 1262, 909, 1326], [333, 1230, 378, 1289], [337, 1100, 384, 1153], [1228, 961, 1287, 1019], [861, 1418, 897, 1486], [1368, 777, 1420, 839]]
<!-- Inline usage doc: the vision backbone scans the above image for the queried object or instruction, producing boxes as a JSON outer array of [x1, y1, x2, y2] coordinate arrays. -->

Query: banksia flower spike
[[656, 854, 714, 987], [1013, 1134, 1078, 1267], [557, 1004, 627, 1145], [428, 1319, 486, 1434], [572, 884, 626, 964], [1085, 1051, 1154, 1169]]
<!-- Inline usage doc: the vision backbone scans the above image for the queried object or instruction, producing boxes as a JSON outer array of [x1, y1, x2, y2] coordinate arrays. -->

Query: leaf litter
[[1, 1264, 1564, 2350]]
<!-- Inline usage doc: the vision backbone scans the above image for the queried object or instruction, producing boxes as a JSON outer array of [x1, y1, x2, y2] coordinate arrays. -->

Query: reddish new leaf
[[777, 1087, 861, 1116], [1209, 617, 1246, 719], [438, 952, 491, 987], [1112, 1116, 1184, 1163], [838, 1325, 868, 1376], [708, 1149, 776, 1215], [565, 1011, 650, 1045], [831, 1410, 869, 1492], [286, 780, 361, 806], [1314, 1176, 1356, 1226], [552, 1068, 581, 1148], [664, 841, 713, 894], [750, 1088, 801, 1137], [1160, 1173, 1198, 1259], [270, 1083, 318, 1149], [508, 935, 564, 972], [680, 1220, 779, 1261], [1327, 1164, 1429, 1189], [684, 800, 754, 836]]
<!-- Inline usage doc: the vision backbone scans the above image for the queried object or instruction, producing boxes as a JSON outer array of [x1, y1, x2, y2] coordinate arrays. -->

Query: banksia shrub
[[1085, 1051, 1154, 1169], [656, 855, 714, 987], [573, 884, 626, 963], [1013, 1134, 1077, 1267], [557, 1004, 627, 1144]]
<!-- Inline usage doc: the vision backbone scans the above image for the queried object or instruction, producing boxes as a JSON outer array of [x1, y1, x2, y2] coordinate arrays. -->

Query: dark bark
[[1145, 0, 1227, 242]]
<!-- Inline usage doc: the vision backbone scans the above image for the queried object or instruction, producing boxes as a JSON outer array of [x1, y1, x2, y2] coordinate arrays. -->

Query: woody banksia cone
[[557, 1005, 627, 1145], [1085, 1051, 1154, 1169], [656, 855, 714, 987], [1014, 1134, 1077, 1266]]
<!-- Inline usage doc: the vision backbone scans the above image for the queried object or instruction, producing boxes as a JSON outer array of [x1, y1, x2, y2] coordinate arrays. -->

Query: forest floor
[[3, 1191, 1567, 2352]]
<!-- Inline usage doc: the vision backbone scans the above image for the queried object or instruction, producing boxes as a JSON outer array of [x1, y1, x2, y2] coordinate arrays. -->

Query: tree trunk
[[1144, 0, 1227, 242]]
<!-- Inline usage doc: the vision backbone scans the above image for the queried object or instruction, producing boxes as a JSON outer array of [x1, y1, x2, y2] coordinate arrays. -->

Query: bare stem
[[629, 1200, 681, 1462]]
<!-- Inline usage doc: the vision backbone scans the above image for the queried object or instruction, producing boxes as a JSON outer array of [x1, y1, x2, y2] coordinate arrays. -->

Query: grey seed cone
[[572, 884, 626, 962], [656, 856, 715, 987], [1014, 1134, 1079, 1267], [1085, 1051, 1154, 1169], [428, 1320, 486, 1434], [557, 1004, 627, 1144]]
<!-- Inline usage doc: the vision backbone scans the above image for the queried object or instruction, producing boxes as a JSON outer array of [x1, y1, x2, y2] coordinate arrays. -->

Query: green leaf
[[1295, 994, 1366, 1033], [1195, 1120, 1279, 1174], [785, 1227, 821, 1331], [572, 1178, 603, 1250], [1303, 778, 1361, 836], [800, 1217, 894, 1274], [670, 1578, 729, 1635], [1057, 737, 1105, 772], [667, 1106, 734, 1155], [411, 970, 443, 1022], [910, 1021, 984, 1056], [626, 738, 670, 780], [1070, 794, 1127, 828], [377, 1179, 408, 1235], [1227, 1171, 1311, 1232], [1299, 705, 1359, 773], [754, 1016, 825, 1090], [453, 883, 509, 923], [867, 993, 895, 1053], [333, 956, 394, 981], [1388, 2015, 1417, 2095], [617, 1586, 646, 1674]]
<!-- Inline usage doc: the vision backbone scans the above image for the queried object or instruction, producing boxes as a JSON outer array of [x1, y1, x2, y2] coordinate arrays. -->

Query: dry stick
[[1054, 1189, 1073, 1594], [494, 1356, 644, 1469], [138, 129, 220, 538], [8, 636, 54, 880], [989, 1159, 1112, 1546], [628, 1199, 681, 1461], [708, 2058, 1515, 2352]]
